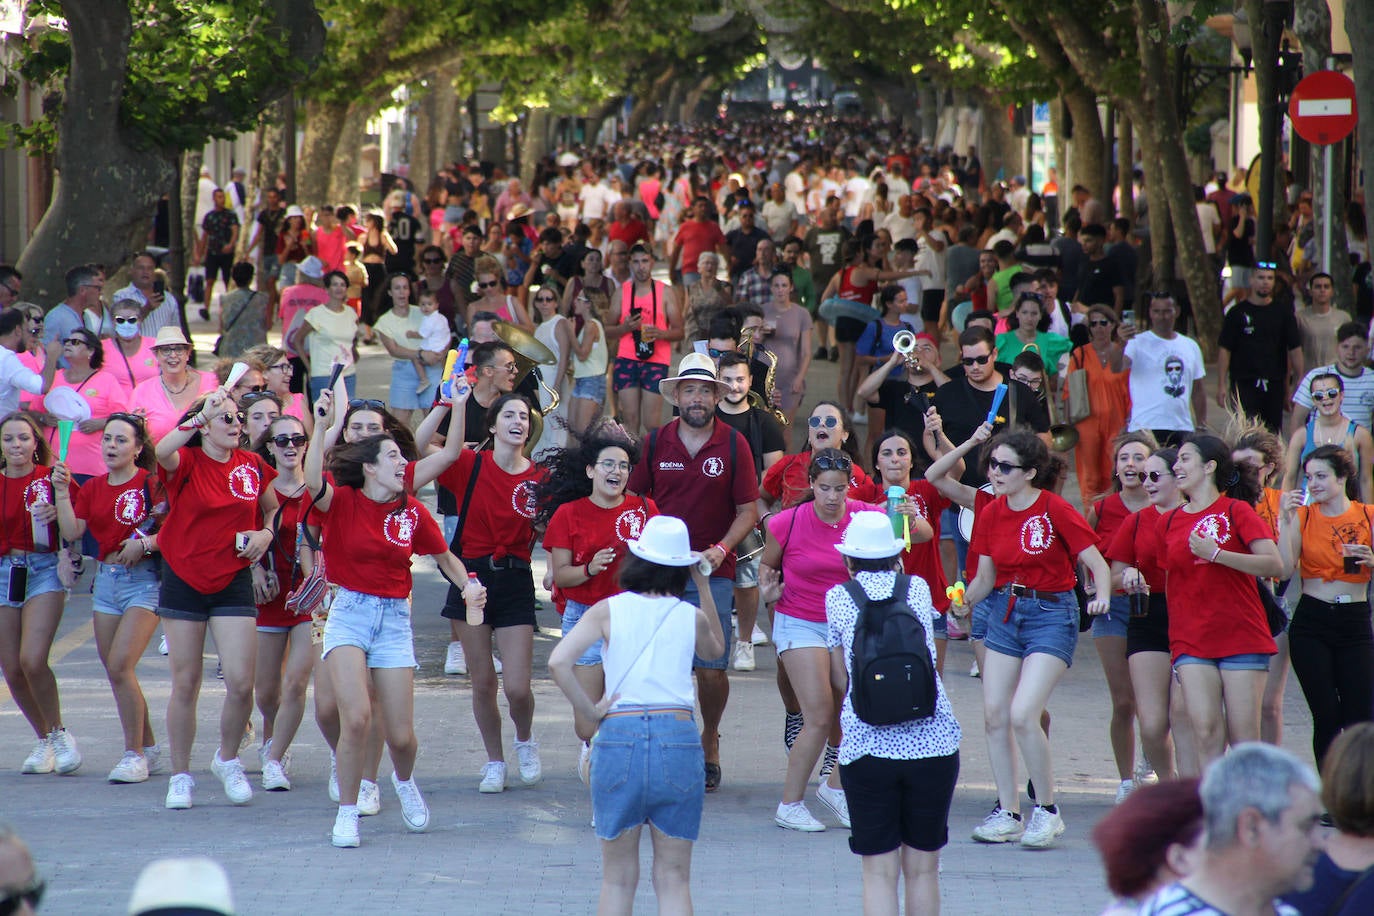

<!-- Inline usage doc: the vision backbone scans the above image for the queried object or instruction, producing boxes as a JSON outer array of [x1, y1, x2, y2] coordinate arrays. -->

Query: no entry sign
[[1289, 70, 1358, 146]]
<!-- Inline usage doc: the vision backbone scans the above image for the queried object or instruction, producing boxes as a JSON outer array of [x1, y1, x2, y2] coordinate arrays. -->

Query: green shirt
[[991, 264, 1022, 314], [791, 265, 817, 313], [995, 331, 1073, 378]]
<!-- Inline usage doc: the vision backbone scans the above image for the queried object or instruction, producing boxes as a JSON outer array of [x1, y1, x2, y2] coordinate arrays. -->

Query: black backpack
[[843, 575, 937, 726]]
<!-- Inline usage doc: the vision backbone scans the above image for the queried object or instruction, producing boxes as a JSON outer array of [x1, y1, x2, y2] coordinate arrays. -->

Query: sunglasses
[[1144, 470, 1172, 482], [1088, 319, 1114, 328], [422, 257, 445, 264], [0, 877, 44, 916], [534, 296, 556, 303], [113, 316, 139, 325], [1312, 389, 1342, 402], [814, 454, 852, 471], [270, 433, 309, 448], [961, 354, 991, 366], [107, 411, 146, 429], [1255, 260, 1278, 270], [987, 458, 1025, 474], [707, 347, 730, 359], [239, 390, 279, 407], [808, 415, 840, 429], [216, 412, 246, 426], [477, 280, 500, 289], [236, 384, 266, 394], [348, 399, 387, 412], [63, 337, 90, 347]]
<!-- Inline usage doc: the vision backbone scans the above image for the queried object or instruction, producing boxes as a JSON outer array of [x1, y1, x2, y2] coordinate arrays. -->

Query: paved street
[[0, 315, 1316, 914]]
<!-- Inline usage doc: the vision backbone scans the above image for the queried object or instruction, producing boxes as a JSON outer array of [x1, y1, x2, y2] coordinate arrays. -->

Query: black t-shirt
[[1226, 216, 1256, 267], [725, 226, 770, 279], [716, 406, 785, 480], [257, 207, 285, 255], [804, 226, 851, 291], [1052, 236, 1085, 301], [932, 377, 1049, 487], [1106, 242, 1138, 302], [1076, 256, 1123, 307], [387, 213, 425, 274], [1217, 300, 1300, 380], [872, 379, 939, 449]]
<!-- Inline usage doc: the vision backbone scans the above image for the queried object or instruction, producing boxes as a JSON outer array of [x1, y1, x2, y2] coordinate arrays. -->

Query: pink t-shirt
[[127, 370, 219, 443], [314, 226, 347, 272], [102, 337, 160, 398], [768, 498, 869, 624], [16, 349, 45, 410], [278, 284, 329, 357], [35, 368, 129, 477], [282, 391, 309, 423]]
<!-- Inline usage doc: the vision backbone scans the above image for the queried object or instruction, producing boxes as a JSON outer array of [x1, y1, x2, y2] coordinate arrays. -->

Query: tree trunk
[[1349, 0, 1374, 249], [1119, 115, 1135, 221], [179, 148, 202, 297], [297, 97, 348, 207], [1245, 0, 1290, 257], [519, 108, 553, 189], [626, 66, 677, 137], [328, 99, 373, 204], [1063, 85, 1106, 201], [681, 78, 715, 124]]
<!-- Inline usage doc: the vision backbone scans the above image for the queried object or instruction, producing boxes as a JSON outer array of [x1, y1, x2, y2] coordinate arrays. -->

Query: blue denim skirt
[[591, 709, 703, 841]]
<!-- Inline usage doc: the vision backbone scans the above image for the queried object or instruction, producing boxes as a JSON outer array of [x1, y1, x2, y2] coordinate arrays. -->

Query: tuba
[[738, 324, 789, 426], [491, 321, 561, 456]]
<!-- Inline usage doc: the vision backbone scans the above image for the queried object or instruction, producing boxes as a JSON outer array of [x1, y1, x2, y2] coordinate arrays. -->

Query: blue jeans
[[592, 710, 704, 841], [686, 576, 734, 670], [0, 553, 62, 608], [1091, 594, 1131, 639]]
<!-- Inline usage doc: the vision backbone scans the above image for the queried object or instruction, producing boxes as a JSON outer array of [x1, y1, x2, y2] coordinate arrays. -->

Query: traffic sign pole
[[1288, 68, 1358, 274]]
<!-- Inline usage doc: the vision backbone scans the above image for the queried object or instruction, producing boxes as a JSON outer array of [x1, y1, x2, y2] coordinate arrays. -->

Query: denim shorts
[[982, 588, 1080, 667], [93, 561, 160, 616], [687, 575, 734, 669], [0, 553, 62, 608], [1174, 652, 1271, 672], [1091, 594, 1131, 640], [387, 359, 428, 411], [734, 554, 760, 589], [262, 254, 281, 280], [772, 611, 829, 653], [591, 710, 704, 841], [969, 595, 995, 641], [322, 587, 416, 669], [931, 612, 947, 638], [572, 374, 607, 403], [561, 599, 603, 666]]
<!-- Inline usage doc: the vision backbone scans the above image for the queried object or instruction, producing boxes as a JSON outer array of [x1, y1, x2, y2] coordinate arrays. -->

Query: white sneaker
[[166, 773, 195, 809], [732, 640, 756, 671], [972, 807, 1024, 843], [815, 782, 851, 828], [492, 653, 503, 675], [515, 738, 542, 786], [577, 742, 591, 786], [332, 808, 360, 848], [158, 633, 168, 655], [108, 751, 149, 784], [1115, 779, 1135, 805], [328, 753, 340, 803], [258, 738, 271, 773], [775, 801, 826, 832], [144, 745, 165, 776], [50, 728, 82, 775], [20, 737, 54, 774], [210, 752, 252, 805], [358, 779, 381, 816], [444, 641, 467, 675], [970, 658, 981, 678], [262, 759, 291, 791], [751, 624, 769, 646], [392, 772, 430, 832], [851, 410, 868, 425], [479, 761, 507, 793], [1134, 760, 1158, 787], [1020, 806, 1066, 849]]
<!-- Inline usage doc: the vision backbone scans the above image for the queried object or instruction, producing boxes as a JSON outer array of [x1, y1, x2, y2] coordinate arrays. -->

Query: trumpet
[[893, 329, 917, 355]]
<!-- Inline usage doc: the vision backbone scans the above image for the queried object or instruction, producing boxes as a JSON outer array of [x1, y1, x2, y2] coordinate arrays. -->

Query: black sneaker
[[814, 346, 828, 360], [827, 346, 839, 362], [783, 712, 803, 754]]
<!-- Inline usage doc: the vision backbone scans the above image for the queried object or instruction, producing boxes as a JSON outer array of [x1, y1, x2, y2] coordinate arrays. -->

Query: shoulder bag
[[1065, 348, 1092, 424]]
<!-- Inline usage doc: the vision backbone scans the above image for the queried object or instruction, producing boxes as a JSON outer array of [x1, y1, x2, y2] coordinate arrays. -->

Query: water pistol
[[440, 338, 471, 402]]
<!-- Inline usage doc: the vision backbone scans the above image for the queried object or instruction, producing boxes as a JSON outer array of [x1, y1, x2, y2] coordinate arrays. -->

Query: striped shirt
[[1136, 883, 1298, 916], [1291, 364, 1374, 429]]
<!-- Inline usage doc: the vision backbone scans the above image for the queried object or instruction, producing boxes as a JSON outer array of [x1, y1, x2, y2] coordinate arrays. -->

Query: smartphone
[[153, 278, 166, 296], [7, 565, 28, 604], [235, 532, 251, 552], [1122, 309, 1134, 325]]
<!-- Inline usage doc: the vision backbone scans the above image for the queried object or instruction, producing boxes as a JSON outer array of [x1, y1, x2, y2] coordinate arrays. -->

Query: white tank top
[[572, 318, 608, 378], [604, 592, 697, 709]]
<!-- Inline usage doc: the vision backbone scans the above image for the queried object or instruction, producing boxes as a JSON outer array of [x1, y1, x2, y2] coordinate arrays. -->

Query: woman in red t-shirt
[[537, 427, 657, 767], [1159, 434, 1283, 768], [1084, 431, 1156, 802], [434, 392, 547, 794], [962, 430, 1111, 848], [0, 412, 79, 776], [1105, 446, 1197, 782], [154, 388, 280, 810], [306, 391, 485, 847], [760, 401, 871, 510], [53, 414, 165, 783], [249, 415, 314, 792]]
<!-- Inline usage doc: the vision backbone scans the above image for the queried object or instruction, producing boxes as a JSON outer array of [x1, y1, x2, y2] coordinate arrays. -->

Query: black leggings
[[1288, 594, 1374, 766]]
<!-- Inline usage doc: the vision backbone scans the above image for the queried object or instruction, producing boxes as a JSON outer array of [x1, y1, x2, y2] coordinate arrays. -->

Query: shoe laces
[[481, 761, 505, 780]]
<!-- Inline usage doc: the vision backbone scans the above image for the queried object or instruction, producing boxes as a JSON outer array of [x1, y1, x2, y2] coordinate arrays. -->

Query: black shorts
[[920, 289, 945, 323], [834, 316, 867, 343], [442, 560, 536, 629], [1126, 593, 1170, 656], [840, 751, 960, 855], [158, 564, 256, 622], [204, 252, 233, 285]]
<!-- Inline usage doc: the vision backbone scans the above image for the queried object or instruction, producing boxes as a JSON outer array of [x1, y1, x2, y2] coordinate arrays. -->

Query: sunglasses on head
[[106, 412, 146, 432], [808, 415, 840, 429], [987, 457, 1024, 474], [270, 433, 309, 448], [348, 399, 387, 412], [814, 454, 852, 471], [1312, 389, 1342, 402], [961, 354, 991, 366], [0, 877, 45, 916], [239, 390, 278, 407], [1144, 470, 1172, 482]]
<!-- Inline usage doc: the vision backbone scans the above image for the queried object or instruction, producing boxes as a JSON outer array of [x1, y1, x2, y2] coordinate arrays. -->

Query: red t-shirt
[[961, 487, 996, 580], [543, 494, 658, 606], [257, 487, 310, 626], [1093, 493, 1136, 595], [627, 420, 759, 579], [71, 469, 164, 560], [317, 486, 446, 599], [968, 489, 1099, 591], [893, 480, 952, 612], [436, 449, 544, 562], [0, 467, 62, 554], [673, 219, 727, 274], [761, 451, 873, 509], [607, 218, 650, 248], [1105, 507, 1169, 594], [158, 448, 276, 594], [1156, 496, 1277, 661]]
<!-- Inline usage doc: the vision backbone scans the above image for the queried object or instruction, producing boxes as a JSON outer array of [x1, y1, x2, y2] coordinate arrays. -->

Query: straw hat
[[627, 516, 702, 567], [150, 326, 191, 349], [657, 353, 730, 407]]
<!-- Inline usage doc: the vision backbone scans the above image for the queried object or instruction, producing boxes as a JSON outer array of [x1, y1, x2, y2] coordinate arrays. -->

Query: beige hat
[[127, 857, 235, 915], [657, 352, 730, 407], [506, 202, 533, 221], [150, 326, 191, 349]]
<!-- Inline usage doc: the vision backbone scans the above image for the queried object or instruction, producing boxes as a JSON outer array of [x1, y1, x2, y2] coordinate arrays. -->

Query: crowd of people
[[3, 111, 1374, 913]]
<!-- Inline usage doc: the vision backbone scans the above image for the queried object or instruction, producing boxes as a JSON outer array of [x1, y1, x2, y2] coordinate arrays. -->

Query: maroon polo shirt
[[628, 418, 758, 579]]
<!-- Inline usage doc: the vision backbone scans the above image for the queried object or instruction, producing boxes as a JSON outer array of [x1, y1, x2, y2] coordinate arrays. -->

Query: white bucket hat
[[127, 857, 235, 915], [627, 516, 701, 567], [297, 255, 325, 280], [835, 511, 905, 559], [657, 353, 730, 407]]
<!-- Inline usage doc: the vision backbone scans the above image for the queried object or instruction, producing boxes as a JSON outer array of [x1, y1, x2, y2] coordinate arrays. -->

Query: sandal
[[704, 762, 722, 793]]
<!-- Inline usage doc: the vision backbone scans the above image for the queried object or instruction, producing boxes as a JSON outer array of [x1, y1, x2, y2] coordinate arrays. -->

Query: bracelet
[[141, 537, 152, 557], [1210, 545, 1222, 563], [711, 542, 727, 556], [584, 562, 593, 579]]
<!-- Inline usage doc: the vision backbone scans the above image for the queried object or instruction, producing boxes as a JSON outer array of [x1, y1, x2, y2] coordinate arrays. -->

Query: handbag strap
[[1327, 860, 1374, 915], [221, 291, 257, 336], [602, 596, 688, 701], [449, 452, 483, 555]]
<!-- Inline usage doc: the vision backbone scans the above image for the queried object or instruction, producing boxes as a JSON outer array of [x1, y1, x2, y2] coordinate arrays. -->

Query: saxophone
[[740, 325, 789, 427]]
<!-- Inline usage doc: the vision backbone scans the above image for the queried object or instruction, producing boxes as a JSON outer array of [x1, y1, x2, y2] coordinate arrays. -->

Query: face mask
[[114, 321, 140, 339]]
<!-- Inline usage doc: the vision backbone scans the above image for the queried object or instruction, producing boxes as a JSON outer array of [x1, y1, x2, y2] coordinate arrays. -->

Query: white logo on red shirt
[[910, 493, 928, 520], [702, 456, 724, 478], [615, 508, 647, 542], [511, 480, 537, 519], [1191, 513, 1231, 546], [1019, 513, 1055, 554], [24, 479, 51, 507], [383, 506, 419, 547], [227, 464, 261, 501], [113, 489, 146, 525]]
